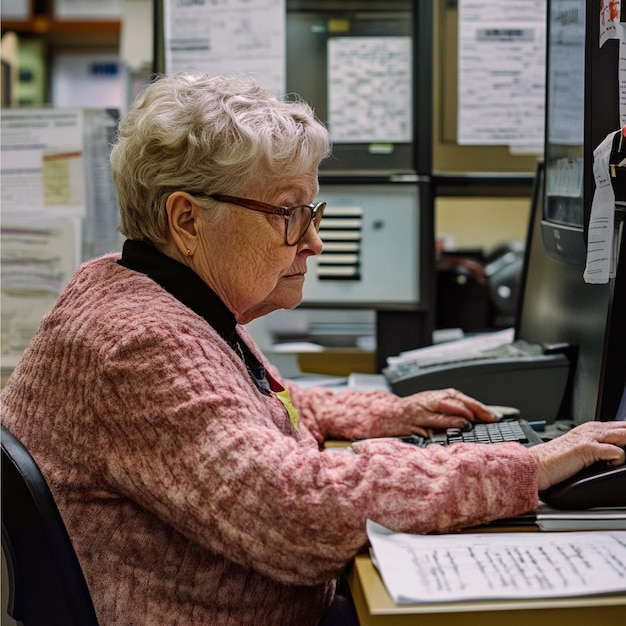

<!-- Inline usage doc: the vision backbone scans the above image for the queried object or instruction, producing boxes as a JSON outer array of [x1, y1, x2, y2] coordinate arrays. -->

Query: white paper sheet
[[536, 502, 626, 531], [327, 36, 412, 144], [367, 520, 626, 604], [386, 328, 514, 367], [1, 220, 80, 366], [51, 52, 128, 111], [1, 109, 86, 214], [54, 0, 123, 19], [164, 0, 285, 96], [457, 0, 546, 148], [1, 108, 121, 368], [583, 130, 619, 284]]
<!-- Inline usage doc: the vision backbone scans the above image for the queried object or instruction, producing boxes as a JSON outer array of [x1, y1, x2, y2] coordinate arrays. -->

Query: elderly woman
[[2, 72, 625, 626]]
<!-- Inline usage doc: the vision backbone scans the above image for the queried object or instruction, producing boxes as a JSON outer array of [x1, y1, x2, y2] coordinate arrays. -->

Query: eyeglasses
[[207, 193, 326, 246]]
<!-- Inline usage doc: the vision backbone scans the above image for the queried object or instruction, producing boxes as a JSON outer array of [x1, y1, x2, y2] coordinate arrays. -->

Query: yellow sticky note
[[275, 387, 299, 431]]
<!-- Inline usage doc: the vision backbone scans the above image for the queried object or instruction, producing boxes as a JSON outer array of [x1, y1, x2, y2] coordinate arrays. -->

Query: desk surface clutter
[[350, 521, 626, 626], [365, 520, 626, 604]]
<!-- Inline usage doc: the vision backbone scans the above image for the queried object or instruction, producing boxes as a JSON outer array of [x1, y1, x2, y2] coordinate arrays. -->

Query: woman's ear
[[166, 192, 199, 257]]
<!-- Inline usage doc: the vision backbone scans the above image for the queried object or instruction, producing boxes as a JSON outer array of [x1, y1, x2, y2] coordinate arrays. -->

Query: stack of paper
[[366, 520, 626, 605], [536, 502, 626, 531]]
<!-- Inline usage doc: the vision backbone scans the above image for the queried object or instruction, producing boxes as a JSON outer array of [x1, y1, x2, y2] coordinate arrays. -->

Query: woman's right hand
[[531, 421, 626, 491]]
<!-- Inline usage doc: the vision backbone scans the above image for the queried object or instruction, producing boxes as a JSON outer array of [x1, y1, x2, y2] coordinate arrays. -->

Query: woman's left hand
[[397, 388, 499, 436]]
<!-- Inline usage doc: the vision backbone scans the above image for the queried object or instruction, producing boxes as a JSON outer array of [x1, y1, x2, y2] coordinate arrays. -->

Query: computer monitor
[[542, 0, 586, 265], [517, 162, 625, 425], [542, 0, 620, 266]]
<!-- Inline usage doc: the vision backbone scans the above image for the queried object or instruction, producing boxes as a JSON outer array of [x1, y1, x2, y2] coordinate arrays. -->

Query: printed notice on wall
[[1, 107, 121, 370], [1, 220, 80, 367], [164, 0, 285, 97], [457, 0, 546, 148], [327, 36, 412, 144], [367, 520, 626, 604], [1, 109, 86, 214]]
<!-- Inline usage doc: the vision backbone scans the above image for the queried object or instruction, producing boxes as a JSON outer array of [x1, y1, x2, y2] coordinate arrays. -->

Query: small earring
[[186, 248, 192, 257]]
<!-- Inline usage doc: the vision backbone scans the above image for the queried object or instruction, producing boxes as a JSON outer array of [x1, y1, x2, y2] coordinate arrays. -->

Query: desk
[[348, 553, 626, 626]]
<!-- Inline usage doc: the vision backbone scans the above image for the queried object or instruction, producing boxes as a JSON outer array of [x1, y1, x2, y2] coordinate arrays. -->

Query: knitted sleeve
[[87, 311, 538, 589], [238, 326, 437, 443], [287, 382, 427, 442]]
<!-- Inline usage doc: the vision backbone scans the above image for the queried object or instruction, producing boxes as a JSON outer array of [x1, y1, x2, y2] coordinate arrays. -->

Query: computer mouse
[[539, 452, 626, 510]]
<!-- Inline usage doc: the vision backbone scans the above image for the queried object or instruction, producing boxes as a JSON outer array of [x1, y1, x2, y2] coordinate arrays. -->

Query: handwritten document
[[367, 520, 626, 604]]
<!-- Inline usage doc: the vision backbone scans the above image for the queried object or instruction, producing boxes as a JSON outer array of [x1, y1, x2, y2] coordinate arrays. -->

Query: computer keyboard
[[401, 418, 544, 448]]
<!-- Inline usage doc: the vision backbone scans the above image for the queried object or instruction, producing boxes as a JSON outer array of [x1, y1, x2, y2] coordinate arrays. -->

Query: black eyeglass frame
[[200, 193, 326, 246]]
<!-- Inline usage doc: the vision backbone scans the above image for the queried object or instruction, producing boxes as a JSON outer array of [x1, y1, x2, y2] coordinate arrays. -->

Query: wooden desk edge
[[349, 554, 626, 621]]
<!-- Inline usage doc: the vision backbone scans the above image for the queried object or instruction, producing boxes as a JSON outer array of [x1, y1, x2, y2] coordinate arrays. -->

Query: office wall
[[1, 1, 545, 371], [436, 196, 531, 251]]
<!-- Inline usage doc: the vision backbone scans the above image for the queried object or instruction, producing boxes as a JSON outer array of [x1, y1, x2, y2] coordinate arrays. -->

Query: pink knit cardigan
[[1, 254, 538, 625]]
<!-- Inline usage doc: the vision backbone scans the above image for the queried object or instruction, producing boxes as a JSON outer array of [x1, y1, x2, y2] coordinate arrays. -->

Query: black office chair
[[1, 425, 99, 625]]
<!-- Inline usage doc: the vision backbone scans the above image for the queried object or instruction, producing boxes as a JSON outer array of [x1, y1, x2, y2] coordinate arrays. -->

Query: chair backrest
[[1, 425, 99, 626]]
